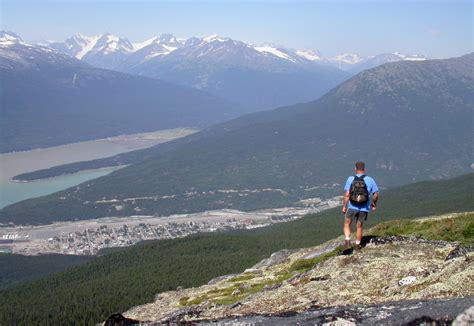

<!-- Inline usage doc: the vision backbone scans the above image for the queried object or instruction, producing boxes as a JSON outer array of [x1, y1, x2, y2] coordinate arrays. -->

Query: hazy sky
[[1, 0, 472, 58]]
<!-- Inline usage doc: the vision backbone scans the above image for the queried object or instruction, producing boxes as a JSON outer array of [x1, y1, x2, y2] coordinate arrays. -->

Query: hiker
[[342, 161, 379, 250]]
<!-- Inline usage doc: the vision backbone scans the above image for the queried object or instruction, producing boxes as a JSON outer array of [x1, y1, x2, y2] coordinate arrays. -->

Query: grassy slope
[[370, 212, 474, 246], [0, 173, 472, 325]]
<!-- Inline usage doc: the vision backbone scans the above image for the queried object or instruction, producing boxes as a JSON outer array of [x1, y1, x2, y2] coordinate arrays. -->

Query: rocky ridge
[[120, 212, 473, 324]]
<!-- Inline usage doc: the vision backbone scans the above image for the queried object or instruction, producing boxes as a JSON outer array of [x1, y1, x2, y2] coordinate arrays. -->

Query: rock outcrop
[[119, 213, 473, 324]]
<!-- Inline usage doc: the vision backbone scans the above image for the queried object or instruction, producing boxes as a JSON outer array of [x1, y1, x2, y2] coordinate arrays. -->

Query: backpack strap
[[353, 174, 365, 180]]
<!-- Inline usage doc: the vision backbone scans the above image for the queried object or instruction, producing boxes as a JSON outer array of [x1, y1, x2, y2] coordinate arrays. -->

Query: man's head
[[354, 161, 366, 173]]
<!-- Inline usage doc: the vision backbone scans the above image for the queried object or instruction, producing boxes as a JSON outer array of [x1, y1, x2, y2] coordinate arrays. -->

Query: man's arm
[[342, 177, 352, 213], [342, 190, 350, 213], [371, 192, 379, 210]]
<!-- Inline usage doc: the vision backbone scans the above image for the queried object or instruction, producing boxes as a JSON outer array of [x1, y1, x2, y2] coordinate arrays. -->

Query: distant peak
[[159, 33, 177, 43], [392, 51, 428, 61], [0, 30, 24, 46], [331, 53, 364, 64], [295, 49, 322, 61], [202, 34, 229, 43], [254, 45, 297, 63], [133, 36, 159, 51]]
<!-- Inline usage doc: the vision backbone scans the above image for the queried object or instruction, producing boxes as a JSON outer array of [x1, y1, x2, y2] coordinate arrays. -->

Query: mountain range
[[0, 31, 242, 152], [42, 32, 427, 109], [43, 32, 428, 73], [2, 53, 471, 225]]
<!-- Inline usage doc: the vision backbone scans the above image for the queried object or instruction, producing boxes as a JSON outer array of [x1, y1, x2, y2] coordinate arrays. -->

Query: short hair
[[355, 161, 365, 171]]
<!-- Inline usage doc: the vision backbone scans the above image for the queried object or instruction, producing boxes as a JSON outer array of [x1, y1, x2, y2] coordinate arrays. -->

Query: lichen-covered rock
[[251, 249, 298, 269], [446, 245, 474, 261], [454, 305, 474, 325]]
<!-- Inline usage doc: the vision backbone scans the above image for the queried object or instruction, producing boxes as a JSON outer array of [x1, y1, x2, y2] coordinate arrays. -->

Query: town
[[44, 219, 260, 256], [0, 196, 342, 256]]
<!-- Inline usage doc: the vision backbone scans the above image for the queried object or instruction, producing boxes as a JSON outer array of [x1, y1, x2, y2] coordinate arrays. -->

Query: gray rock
[[369, 235, 455, 248], [207, 274, 239, 285], [446, 245, 474, 261], [251, 249, 298, 269], [303, 242, 340, 260], [193, 297, 474, 326], [454, 305, 474, 325]]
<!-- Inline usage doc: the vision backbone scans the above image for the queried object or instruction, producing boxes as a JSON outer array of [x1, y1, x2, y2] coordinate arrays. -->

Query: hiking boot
[[344, 240, 351, 249], [354, 244, 362, 251]]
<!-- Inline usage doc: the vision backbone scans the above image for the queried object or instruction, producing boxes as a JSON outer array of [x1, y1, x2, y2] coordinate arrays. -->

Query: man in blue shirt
[[342, 161, 379, 250]]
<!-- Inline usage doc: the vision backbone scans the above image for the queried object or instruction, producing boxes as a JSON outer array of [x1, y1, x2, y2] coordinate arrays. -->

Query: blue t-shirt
[[344, 174, 379, 212]]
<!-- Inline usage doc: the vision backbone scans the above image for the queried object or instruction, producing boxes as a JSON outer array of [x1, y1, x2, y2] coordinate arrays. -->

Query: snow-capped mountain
[[32, 31, 427, 109], [79, 33, 133, 70], [294, 49, 322, 61], [41, 32, 428, 74], [0, 31, 25, 47], [325, 53, 364, 70], [123, 35, 349, 108], [124, 34, 185, 68], [45, 33, 134, 70], [0, 31, 83, 70], [342, 52, 429, 74], [43, 34, 100, 59]]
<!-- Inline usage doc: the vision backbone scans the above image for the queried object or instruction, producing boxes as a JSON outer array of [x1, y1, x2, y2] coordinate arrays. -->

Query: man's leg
[[355, 220, 363, 245], [354, 211, 368, 250], [343, 214, 352, 248], [344, 217, 352, 238]]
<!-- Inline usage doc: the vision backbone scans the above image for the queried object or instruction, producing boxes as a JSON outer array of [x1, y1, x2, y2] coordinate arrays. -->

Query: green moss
[[228, 273, 257, 283], [273, 271, 294, 283], [213, 295, 245, 305], [187, 297, 206, 305], [178, 296, 190, 306], [206, 285, 239, 296], [288, 247, 343, 273], [370, 213, 474, 245], [212, 273, 295, 305], [179, 295, 206, 306]]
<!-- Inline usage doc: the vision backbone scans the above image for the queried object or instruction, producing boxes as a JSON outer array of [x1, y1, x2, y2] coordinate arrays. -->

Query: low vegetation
[[370, 212, 474, 246], [288, 246, 343, 273]]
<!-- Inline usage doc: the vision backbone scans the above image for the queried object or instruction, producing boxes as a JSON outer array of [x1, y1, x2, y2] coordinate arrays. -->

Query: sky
[[1, 0, 472, 58]]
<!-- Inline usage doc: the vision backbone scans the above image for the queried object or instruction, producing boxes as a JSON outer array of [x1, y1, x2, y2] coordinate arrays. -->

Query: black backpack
[[349, 175, 369, 205]]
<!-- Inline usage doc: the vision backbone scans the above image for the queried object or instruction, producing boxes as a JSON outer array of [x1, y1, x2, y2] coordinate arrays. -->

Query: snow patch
[[254, 46, 296, 62], [132, 36, 159, 51], [331, 53, 363, 64], [0, 31, 26, 47], [75, 35, 100, 59], [295, 49, 321, 61], [203, 34, 228, 43], [393, 51, 427, 61]]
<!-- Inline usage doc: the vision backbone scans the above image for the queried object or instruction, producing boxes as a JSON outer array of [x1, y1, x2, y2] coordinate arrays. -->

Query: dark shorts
[[345, 208, 368, 223]]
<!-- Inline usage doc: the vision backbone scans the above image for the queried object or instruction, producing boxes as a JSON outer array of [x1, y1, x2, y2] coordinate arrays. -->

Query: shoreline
[[0, 127, 197, 156], [9, 165, 127, 184]]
